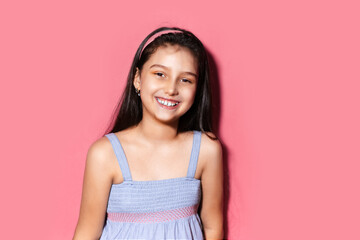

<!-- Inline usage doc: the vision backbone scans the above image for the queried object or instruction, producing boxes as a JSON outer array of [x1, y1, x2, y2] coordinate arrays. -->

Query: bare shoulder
[[85, 135, 115, 175], [198, 131, 223, 178], [200, 131, 223, 160]]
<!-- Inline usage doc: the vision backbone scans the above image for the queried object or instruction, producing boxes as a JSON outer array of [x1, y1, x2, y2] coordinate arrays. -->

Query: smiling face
[[133, 44, 198, 126]]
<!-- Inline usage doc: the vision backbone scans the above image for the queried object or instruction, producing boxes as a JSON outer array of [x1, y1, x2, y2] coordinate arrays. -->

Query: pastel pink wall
[[1, 0, 359, 239]]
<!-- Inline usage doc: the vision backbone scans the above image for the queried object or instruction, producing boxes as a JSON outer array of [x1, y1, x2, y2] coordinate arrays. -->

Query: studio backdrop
[[1, 0, 359, 239]]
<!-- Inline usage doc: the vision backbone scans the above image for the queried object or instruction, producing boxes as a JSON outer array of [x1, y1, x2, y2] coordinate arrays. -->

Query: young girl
[[73, 27, 224, 240]]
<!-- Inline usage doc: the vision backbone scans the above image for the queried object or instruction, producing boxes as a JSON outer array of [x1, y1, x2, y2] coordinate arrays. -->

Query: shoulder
[[200, 131, 223, 158], [87, 135, 112, 159], [199, 131, 223, 173], [85, 135, 115, 173]]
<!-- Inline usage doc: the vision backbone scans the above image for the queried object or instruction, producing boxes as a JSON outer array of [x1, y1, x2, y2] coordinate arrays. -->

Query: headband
[[139, 29, 183, 58]]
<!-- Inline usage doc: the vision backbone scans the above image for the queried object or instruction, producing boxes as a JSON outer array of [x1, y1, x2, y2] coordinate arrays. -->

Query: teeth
[[157, 98, 178, 107]]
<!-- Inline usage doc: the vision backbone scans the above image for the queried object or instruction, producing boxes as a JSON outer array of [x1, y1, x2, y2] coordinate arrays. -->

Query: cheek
[[141, 79, 158, 94], [182, 87, 197, 103]]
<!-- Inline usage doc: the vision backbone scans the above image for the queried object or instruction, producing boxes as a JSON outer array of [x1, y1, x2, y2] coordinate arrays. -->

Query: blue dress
[[99, 130, 204, 240]]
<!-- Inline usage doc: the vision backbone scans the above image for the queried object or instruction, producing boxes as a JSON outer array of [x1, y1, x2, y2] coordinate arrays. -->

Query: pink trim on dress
[[107, 204, 199, 223]]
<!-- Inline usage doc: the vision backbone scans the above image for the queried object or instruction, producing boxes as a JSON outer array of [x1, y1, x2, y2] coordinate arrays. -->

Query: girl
[[73, 27, 224, 240]]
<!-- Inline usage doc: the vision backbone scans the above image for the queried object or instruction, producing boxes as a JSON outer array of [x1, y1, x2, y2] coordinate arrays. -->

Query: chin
[[155, 116, 179, 125]]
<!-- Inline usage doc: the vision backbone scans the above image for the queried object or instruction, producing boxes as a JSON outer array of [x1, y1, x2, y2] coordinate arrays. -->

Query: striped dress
[[99, 130, 204, 240]]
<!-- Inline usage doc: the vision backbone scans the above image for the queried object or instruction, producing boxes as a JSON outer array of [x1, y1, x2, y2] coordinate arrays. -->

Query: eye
[[181, 78, 192, 83], [154, 72, 165, 78]]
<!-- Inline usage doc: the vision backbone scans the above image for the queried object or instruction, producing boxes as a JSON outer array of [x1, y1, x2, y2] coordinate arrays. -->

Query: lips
[[155, 97, 180, 109], [155, 96, 180, 104]]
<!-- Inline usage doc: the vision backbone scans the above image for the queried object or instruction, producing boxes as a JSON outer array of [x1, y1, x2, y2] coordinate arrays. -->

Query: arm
[[199, 132, 224, 239], [73, 138, 114, 240]]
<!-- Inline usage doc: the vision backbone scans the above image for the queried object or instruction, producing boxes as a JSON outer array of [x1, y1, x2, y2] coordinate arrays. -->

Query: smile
[[155, 97, 180, 108]]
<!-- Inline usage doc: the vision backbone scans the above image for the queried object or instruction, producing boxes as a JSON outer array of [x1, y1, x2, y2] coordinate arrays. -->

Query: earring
[[135, 88, 140, 96]]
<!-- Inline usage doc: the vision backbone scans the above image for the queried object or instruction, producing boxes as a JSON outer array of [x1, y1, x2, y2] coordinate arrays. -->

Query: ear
[[133, 67, 141, 90]]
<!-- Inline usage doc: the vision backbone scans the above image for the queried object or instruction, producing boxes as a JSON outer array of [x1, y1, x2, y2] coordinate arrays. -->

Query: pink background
[[1, 0, 359, 239]]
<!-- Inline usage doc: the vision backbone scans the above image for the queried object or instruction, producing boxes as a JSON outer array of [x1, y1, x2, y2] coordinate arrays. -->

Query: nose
[[164, 79, 179, 96]]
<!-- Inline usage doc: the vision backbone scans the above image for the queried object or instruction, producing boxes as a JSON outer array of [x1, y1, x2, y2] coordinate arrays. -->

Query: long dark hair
[[103, 27, 217, 140]]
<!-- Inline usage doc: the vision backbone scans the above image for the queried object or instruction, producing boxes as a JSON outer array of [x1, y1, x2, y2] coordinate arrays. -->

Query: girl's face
[[134, 44, 198, 126]]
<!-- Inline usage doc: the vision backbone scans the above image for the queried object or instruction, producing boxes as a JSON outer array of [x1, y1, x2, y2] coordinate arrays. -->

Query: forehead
[[144, 45, 198, 73]]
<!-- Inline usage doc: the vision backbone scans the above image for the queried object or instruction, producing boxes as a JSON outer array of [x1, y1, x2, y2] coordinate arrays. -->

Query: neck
[[136, 117, 180, 143]]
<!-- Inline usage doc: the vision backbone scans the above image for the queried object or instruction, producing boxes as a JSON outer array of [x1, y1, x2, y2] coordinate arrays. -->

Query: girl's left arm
[[199, 132, 224, 239]]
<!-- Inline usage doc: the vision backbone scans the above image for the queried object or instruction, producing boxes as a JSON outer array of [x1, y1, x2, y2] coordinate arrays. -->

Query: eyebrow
[[149, 64, 198, 78]]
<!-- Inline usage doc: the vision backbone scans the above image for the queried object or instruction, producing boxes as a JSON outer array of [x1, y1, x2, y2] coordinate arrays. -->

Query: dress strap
[[105, 133, 133, 181], [186, 130, 202, 178]]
